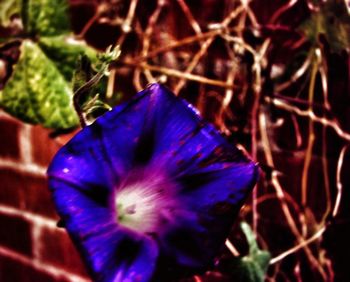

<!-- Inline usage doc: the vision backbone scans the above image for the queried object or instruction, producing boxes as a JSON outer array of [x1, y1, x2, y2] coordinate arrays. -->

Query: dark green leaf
[[299, 0, 350, 53], [72, 46, 120, 99], [225, 222, 271, 282], [72, 54, 94, 93], [22, 0, 70, 36], [71, 48, 120, 124], [71, 54, 105, 108], [0, 0, 20, 27], [0, 40, 78, 129]]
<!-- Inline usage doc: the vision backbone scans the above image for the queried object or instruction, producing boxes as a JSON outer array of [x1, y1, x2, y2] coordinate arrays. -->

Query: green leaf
[[0, 0, 21, 27], [0, 40, 78, 129], [226, 222, 271, 282], [38, 36, 97, 81], [299, 0, 350, 53], [241, 222, 271, 273], [22, 0, 70, 36]]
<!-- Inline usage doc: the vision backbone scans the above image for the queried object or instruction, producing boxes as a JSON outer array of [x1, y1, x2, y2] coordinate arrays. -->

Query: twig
[[174, 36, 214, 94], [134, 29, 224, 61], [140, 0, 165, 84], [173, 4, 246, 94], [259, 111, 328, 279], [270, 0, 298, 24], [275, 52, 312, 92], [333, 145, 348, 217], [321, 124, 331, 222], [270, 226, 326, 265], [106, 0, 140, 98], [177, 0, 202, 35], [319, 48, 332, 223], [218, 60, 237, 133], [225, 239, 240, 256], [121, 61, 235, 88], [121, 0, 139, 34], [265, 97, 350, 142], [76, 3, 108, 39], [301, 50, 319, 208]]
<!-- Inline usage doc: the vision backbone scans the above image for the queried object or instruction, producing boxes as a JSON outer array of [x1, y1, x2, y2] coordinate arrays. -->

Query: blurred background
[[0, 0, 349, 281]]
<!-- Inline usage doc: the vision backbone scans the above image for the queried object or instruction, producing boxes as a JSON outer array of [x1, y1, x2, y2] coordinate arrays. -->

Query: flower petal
[[47, 124, 115, 191], [48, 86, 155, 189], [133, 84, 259, 269], [178, 161, 258, 255], [93, 87, 154, 174], [145, 84, 207, 172], [151, 162, 258, 273], [49, 178, 159, 282], [139, 84, 249, 176]]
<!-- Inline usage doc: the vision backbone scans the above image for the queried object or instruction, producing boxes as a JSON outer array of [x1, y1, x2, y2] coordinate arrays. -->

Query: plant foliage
[[0, 0, 98, 129]]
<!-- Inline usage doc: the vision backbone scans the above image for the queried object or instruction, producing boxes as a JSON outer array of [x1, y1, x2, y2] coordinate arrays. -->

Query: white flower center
[[115, 169, 177, 233]]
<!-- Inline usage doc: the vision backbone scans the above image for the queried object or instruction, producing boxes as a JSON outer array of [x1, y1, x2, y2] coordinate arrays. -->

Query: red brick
[[0, 253, 71, 282], [39, 227, 89, 277], [0, 169, 58, 219], [0, 213, 32, 256], [31, 126, 62, 167], [0, 119, 20, 159]]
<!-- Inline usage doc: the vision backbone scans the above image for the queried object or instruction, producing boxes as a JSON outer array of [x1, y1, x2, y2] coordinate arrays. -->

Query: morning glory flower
[[47, 83, 258, 282]]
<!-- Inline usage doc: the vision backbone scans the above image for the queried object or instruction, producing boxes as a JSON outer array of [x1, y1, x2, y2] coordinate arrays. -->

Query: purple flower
[[47, 84, 258, 282]]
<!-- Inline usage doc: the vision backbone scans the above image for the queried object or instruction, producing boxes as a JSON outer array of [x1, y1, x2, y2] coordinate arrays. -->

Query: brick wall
[[0, 110, 90, 282]]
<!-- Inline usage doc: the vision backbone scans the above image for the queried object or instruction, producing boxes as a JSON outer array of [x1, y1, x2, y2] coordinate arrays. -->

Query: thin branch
[[275, 52, 312, 92], [173, 4, 246, 94], [134, 29, 223, 61], [139, 0, 165, 84], [225, 239, 240, 256], [259, 111, 328, 279], [177, 0, 202, 35], [270, 226, 326, 265], [121, 0, 139, 34], [121, 61, 235, 88], [333, 145, 348, 217], [270, 0, 298, 24], [106, 0, 140, 98], [174, 36, 214, 94], [265, 96, 350, 142], [301, 51, 318, 208], [76, 3, 108, 39]]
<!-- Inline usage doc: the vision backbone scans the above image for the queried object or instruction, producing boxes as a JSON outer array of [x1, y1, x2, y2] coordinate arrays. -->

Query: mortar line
[[0, 158, 46, 176], [0, 204, 57, 229], [0, 246, 90, 282], [19, 124, 33, 164]]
